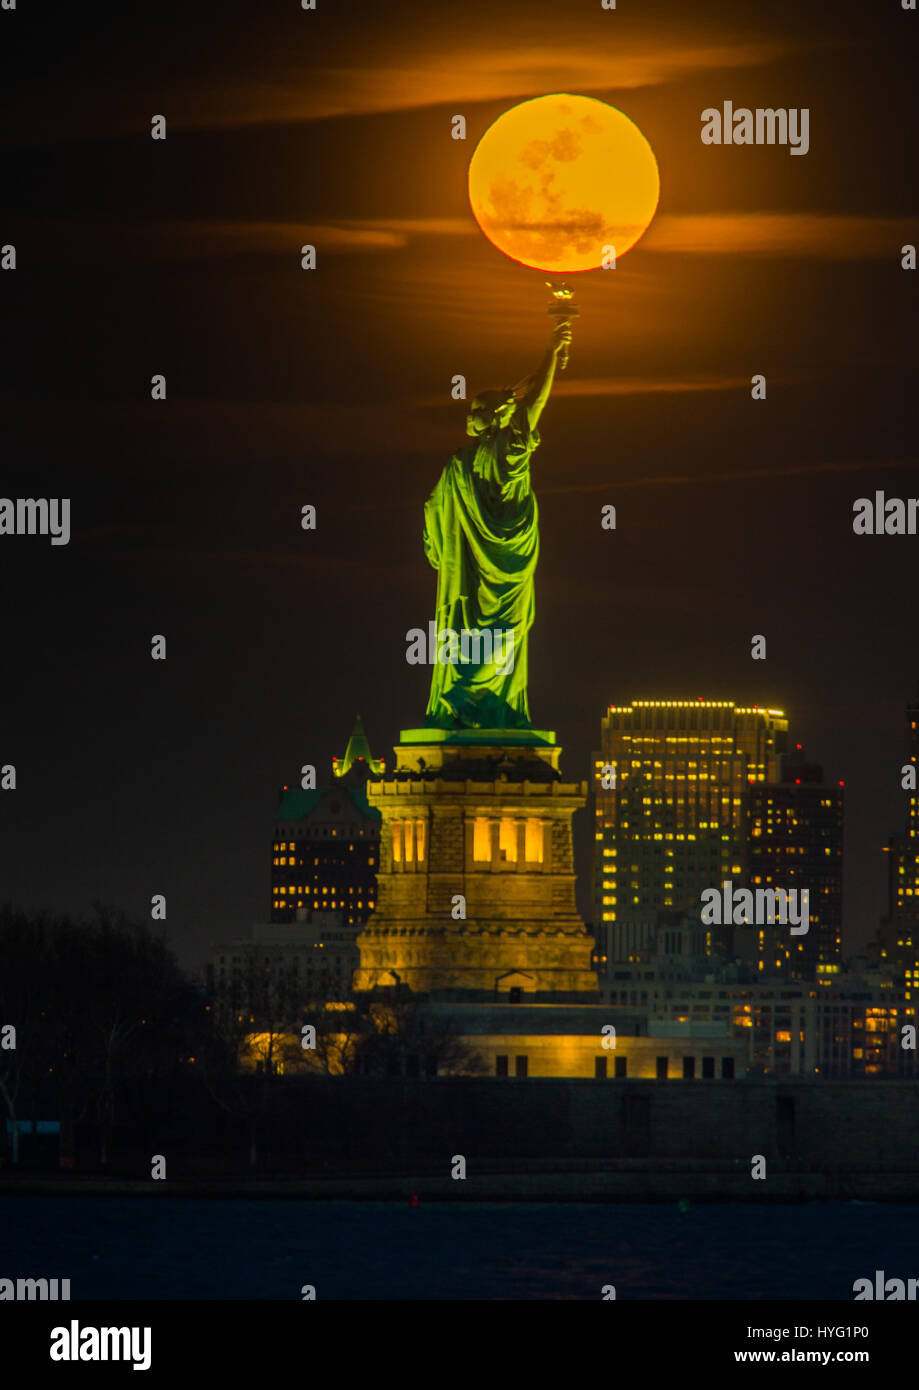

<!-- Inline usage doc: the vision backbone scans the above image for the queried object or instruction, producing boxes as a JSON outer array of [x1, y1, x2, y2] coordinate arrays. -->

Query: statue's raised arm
[[514, 321, 573, 432]]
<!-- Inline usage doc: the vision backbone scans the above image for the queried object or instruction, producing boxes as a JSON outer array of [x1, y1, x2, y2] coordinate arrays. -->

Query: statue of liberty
[[423, 320, 572, 731]]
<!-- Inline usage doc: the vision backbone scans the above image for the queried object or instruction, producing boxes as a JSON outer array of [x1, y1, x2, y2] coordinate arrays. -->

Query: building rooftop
[[276, 782, 381, 821], [419, 1002, 652, 1036], [334, 714, 385, 780]]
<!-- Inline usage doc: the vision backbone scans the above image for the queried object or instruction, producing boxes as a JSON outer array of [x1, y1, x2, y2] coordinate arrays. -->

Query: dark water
[[2, 1198, 916, 1299]]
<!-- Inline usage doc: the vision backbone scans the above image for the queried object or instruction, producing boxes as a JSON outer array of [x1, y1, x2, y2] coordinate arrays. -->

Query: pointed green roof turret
[[332, 714, 385, 780]]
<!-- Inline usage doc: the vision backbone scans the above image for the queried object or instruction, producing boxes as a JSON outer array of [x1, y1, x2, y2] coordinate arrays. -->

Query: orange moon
[[468, 94, 660, 274]]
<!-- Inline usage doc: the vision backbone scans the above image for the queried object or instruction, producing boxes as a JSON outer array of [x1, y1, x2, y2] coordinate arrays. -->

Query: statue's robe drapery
[[423, 403, 540, 730]]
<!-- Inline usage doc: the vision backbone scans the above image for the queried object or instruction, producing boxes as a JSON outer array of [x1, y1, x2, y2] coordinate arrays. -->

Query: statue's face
[[466, 393, 516, 437]]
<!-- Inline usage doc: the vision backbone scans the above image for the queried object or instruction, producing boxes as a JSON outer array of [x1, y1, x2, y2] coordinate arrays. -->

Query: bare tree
[[354, 996, 487, 1077], [202, 954, 318, 1168], [0, 906, 197, 1167], [0, 908, 55, 1165], [285, 975, 364, 1076]]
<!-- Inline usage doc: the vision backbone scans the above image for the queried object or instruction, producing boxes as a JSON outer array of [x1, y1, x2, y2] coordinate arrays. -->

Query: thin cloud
[[552, 375, 752, 398], [539, 458, 919, 495], [415, 376, 752, 411], [286, 43, 788, 124], [240, 212, 917, 264], [29, 212, 908, 268], [8, 219, 411, 265], [646, 213, 915, 260], [4, 37, 790, 144], [335, 212, 913, 262]]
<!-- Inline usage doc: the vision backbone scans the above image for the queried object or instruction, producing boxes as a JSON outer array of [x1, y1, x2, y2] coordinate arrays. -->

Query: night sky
[[2, 0, 917, 970]]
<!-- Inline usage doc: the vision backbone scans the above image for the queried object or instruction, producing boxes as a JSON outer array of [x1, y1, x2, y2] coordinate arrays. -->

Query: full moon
[[468, 94, 660, 274]]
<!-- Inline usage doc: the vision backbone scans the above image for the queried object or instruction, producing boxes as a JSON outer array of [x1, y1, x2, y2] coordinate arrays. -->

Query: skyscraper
[[748, 750, 844, 981], [592, 700, 788, 966], [878, 689, 919, 984], [271, 716, 382, 927]]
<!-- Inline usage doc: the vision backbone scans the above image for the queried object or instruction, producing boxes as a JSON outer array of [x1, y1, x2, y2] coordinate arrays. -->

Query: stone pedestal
[[353, 730, 598, 1000]]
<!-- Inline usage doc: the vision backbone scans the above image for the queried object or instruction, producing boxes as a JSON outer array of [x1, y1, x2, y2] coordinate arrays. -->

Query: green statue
[[423, 320, 572, 731]]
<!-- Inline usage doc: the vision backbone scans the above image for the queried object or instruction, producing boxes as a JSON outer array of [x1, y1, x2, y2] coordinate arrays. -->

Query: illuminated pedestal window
[[525, 819, 544, 863], [474, 817, 491, 863], [499, 818, 517, 862], [393, 818, 427, 865], [473, 816, 544, 865]]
